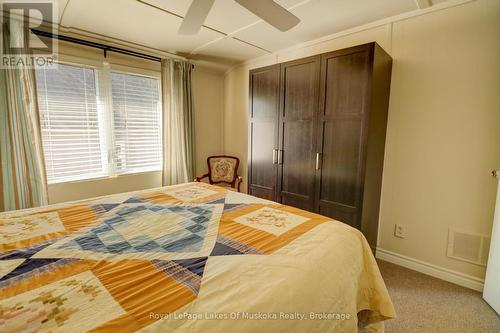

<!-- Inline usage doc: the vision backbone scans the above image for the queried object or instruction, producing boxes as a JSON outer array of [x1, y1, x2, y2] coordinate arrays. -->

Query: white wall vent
[[447, 228, 491, 266]]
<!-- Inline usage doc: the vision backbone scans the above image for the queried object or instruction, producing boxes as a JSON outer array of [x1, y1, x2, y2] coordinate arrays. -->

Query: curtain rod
[[31, 29, 194, 68]]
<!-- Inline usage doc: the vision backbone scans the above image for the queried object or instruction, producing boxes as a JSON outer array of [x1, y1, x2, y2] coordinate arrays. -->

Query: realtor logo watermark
[[1, 0, 57, 68]]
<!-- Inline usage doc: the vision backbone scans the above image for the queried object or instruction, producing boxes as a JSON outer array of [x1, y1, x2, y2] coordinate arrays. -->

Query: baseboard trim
[[376, 247, 485, 292]]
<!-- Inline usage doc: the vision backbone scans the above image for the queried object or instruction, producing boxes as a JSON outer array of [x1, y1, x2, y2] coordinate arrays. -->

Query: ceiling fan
[[179, 0, 300, 35]]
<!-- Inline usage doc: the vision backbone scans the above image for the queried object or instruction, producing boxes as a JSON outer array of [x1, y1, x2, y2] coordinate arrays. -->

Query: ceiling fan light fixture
[[178, 0, 216, 35], [235, 0, 300, 32], [179, 0, 301, 35]]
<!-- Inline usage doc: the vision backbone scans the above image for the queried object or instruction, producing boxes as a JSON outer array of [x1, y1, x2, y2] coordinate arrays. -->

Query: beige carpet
[[376, 260, 500, 333]]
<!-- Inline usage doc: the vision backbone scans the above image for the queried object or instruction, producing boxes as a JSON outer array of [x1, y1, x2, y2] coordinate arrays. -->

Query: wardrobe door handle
[[272, 149, 278, 164], [278, 149, 283, 165], [315, 153, 322, 170]]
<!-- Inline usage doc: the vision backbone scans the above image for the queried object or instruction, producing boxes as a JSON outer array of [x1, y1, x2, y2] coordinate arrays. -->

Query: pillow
[[210, 158, 236, 183]]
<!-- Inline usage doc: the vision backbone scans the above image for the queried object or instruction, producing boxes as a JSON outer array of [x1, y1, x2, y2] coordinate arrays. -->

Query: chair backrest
[[207, 155, 240, 186]]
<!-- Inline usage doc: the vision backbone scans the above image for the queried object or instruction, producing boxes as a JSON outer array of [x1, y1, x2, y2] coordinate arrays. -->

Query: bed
[[0, 182, 395, 332]]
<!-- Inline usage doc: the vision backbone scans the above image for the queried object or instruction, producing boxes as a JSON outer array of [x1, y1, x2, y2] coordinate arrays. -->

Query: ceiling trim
[[232, 36, 270, 52], [57, 26, 187, 60], [33, 29, 163, 62], [189, 36, 271, 55], [1, 4, 181, 61], [135, 0, 227, 36], [59, 0, 72, 25], [230, 0, 476, 73]]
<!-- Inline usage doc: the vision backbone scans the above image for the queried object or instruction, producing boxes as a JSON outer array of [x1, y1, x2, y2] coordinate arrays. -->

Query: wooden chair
[[194, 155, 243, 192]]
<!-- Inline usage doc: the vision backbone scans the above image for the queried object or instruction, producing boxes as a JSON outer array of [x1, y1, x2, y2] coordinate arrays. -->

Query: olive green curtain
[[161, 59, 195, 185], [0, 23, 48, 211]]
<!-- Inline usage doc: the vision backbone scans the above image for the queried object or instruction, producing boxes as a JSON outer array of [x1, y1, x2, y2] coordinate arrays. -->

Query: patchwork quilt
[[0, 182, 395, 332]]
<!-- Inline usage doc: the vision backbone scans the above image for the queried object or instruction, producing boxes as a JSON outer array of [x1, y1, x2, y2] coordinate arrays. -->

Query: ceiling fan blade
[[235, 0, 300, 32], [179, 0, 215, 35]]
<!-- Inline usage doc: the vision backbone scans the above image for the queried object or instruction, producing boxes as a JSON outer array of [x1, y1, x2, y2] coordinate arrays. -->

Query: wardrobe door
[[316, 47, 371, 228], [278, 56, 320, 211], [248, 65, 280, 201]]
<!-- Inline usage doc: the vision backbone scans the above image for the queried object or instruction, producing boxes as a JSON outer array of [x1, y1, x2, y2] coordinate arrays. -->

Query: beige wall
[[48, 59, 225, 203], [192, 67, 225, 177], [223, 67, 249, 190], [222, 0, 500, 280]]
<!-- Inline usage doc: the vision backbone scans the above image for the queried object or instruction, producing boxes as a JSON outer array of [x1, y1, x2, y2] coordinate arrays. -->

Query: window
[[35, 63, 162, 184], [111, 72, 162, 174], [36, 63, 106, 183]]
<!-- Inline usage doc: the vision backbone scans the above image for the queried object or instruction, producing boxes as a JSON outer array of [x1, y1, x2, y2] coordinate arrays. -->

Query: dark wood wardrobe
[[247, 43, 392, 249]]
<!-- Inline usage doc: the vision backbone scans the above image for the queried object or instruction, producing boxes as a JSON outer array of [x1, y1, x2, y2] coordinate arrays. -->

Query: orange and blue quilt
[[0, 183, 395, 332]]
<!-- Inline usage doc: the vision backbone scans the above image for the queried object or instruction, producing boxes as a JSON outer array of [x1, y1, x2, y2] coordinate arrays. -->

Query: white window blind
[[35, 63, 162, 184], [111, 72, 162, 174], [36, 63, 106, 184]]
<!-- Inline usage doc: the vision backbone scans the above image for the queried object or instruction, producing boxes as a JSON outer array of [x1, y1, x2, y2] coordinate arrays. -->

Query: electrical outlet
[[394, 224, 406, 238]]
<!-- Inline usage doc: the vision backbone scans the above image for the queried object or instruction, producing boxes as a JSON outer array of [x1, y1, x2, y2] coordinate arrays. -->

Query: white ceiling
[[54, 0, 443, 69]]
